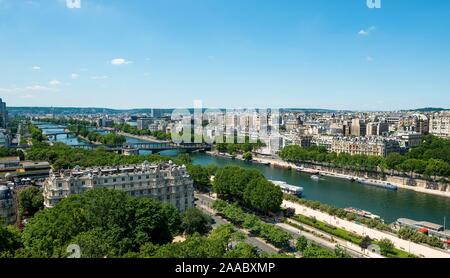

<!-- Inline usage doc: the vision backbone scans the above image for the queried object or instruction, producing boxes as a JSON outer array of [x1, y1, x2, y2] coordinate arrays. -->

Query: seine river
[[38, 123, 450, 225]]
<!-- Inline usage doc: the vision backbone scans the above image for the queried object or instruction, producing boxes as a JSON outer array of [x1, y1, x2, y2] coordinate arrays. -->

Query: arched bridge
[[71, 142, 212, 153]]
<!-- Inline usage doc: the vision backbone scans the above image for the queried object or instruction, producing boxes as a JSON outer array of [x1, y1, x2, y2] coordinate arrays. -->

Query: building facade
[[331, 137, 400, 157], [43, 161, 194, 211], [430, 113, 450, 138], [0, 185, 15, 224], [351, 119, 366, 137], [0, 98, 7, 129], [137, 118, 154, 130]]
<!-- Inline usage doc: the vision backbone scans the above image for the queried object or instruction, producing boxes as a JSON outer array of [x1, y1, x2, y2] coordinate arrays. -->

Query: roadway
[[195, 193, 371, 258], [195, 196, 279, 254]]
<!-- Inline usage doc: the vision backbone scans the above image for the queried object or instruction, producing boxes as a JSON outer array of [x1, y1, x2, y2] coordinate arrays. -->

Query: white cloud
[[71, 73, 79, 80], [31, 66, 41, 70], [111, 58, 132, 65], [358, 26, 376, 36], [0, 84, 58, 93], [66, 0, 81, 9], [49, 80, 61, 86], [20, 94, 35, 99], [91, 75, 109, 80]]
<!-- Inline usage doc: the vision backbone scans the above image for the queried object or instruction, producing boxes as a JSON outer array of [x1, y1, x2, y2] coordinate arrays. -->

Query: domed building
[[0, 185, 16, 224]]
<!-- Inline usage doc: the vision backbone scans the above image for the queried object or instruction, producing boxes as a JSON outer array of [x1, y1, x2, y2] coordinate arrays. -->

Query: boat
[[310, 175, 320, 181], [345, 207, 383, 221], [269, 180, 303, 197], [356, 178, 398, 191]]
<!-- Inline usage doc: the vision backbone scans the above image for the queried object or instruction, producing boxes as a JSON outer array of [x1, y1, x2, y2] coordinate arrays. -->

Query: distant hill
[[408, 107, 448, 112], [7, 107, 161, 116]]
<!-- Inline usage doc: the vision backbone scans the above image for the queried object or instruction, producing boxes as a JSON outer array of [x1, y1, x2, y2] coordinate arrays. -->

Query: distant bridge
[[45, 132, 76, 139], [39, 125, 67, 129], [71, 142, 212, 153]]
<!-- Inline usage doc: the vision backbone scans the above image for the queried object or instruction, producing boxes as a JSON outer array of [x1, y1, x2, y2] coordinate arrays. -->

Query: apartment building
[[43, 161, 194, 211], [430, 113, 450, 138], [0, 185, 15, 224], [331, 136, 400, 157]]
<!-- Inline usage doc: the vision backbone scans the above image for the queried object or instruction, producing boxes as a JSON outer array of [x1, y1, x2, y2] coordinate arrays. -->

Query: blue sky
[[1, 0, 450, 110]]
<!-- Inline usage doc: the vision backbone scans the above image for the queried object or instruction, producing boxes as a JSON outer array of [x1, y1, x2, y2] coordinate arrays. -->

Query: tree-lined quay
[[280, 135, 450, 182]]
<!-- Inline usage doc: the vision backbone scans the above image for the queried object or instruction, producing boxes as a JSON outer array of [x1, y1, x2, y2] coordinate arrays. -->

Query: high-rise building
[[0, 98, 8, 129], [137, 118, 154, 130], [351, 119, 366, 137]]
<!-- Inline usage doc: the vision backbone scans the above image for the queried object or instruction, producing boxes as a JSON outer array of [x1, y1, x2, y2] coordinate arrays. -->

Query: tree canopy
[[20, 188, 179, 258]]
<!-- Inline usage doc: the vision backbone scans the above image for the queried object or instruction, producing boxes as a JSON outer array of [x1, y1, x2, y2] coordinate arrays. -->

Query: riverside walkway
[[283, 200, 450, 258]]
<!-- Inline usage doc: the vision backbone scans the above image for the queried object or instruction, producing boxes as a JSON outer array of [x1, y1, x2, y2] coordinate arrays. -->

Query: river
[[37, 123, 450, 225]]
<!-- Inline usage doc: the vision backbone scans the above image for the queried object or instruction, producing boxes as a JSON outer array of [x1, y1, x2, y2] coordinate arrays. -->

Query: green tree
[[296, 236, 308, 252], [21, 188, 178, 258], [378, 238, 394, 256], [243, 178, 283, 213], [181, 208, 213, 236], [242, 152, 253, 161], [17, 187, 44, 218], [0, 224, 22, 257], [213, 166, 263, 201], [187, 165, 212, 192], [360, 236, 372, 250]]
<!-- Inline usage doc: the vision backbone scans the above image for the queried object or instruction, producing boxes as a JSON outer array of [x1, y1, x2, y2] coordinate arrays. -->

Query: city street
[[195, 195, 280, 254]]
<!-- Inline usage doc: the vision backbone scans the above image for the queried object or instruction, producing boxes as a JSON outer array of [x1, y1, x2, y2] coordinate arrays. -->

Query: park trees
[[17, 187, 44, 219], [213, 166, 263, 201], [213, 166, 283, 214], [243, 178, 283, 214], [21, 188, 179, 258], [181, 208, 213, 236]]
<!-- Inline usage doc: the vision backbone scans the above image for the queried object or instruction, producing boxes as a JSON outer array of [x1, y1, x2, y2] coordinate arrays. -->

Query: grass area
[[292, 214, 362, 245]]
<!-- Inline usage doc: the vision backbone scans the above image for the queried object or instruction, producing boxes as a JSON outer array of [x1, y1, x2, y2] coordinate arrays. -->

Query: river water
[[37, 123, 450, 224]]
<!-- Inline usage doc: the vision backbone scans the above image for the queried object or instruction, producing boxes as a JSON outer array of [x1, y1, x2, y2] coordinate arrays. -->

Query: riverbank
[[282, 199, 450, 258], [251, 156, 450, 199]]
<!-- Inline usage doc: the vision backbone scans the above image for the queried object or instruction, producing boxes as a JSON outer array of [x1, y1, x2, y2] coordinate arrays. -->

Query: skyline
[[1, 0, 450, 110]]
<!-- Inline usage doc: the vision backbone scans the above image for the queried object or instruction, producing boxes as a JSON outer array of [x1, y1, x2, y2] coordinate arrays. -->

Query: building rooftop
[[51, 161, 187, 178], [0, 156, 20, 163]]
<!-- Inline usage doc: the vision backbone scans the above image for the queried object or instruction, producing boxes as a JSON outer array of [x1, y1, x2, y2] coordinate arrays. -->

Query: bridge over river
[[71, 142, 212, 153]]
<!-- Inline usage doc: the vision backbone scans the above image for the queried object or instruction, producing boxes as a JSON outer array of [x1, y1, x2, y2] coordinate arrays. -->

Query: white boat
[[356, 178, 398, 191], [310, 175, 320, 181], [269, 180, 303, 197], [345, 207, 383, 222]]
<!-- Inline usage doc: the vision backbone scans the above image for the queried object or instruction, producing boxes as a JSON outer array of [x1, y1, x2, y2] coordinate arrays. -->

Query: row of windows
[[57, 178, 190, 188]]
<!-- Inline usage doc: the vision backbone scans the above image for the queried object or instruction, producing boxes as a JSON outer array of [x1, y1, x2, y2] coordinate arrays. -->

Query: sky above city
[[1, 0, 450, 110]]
